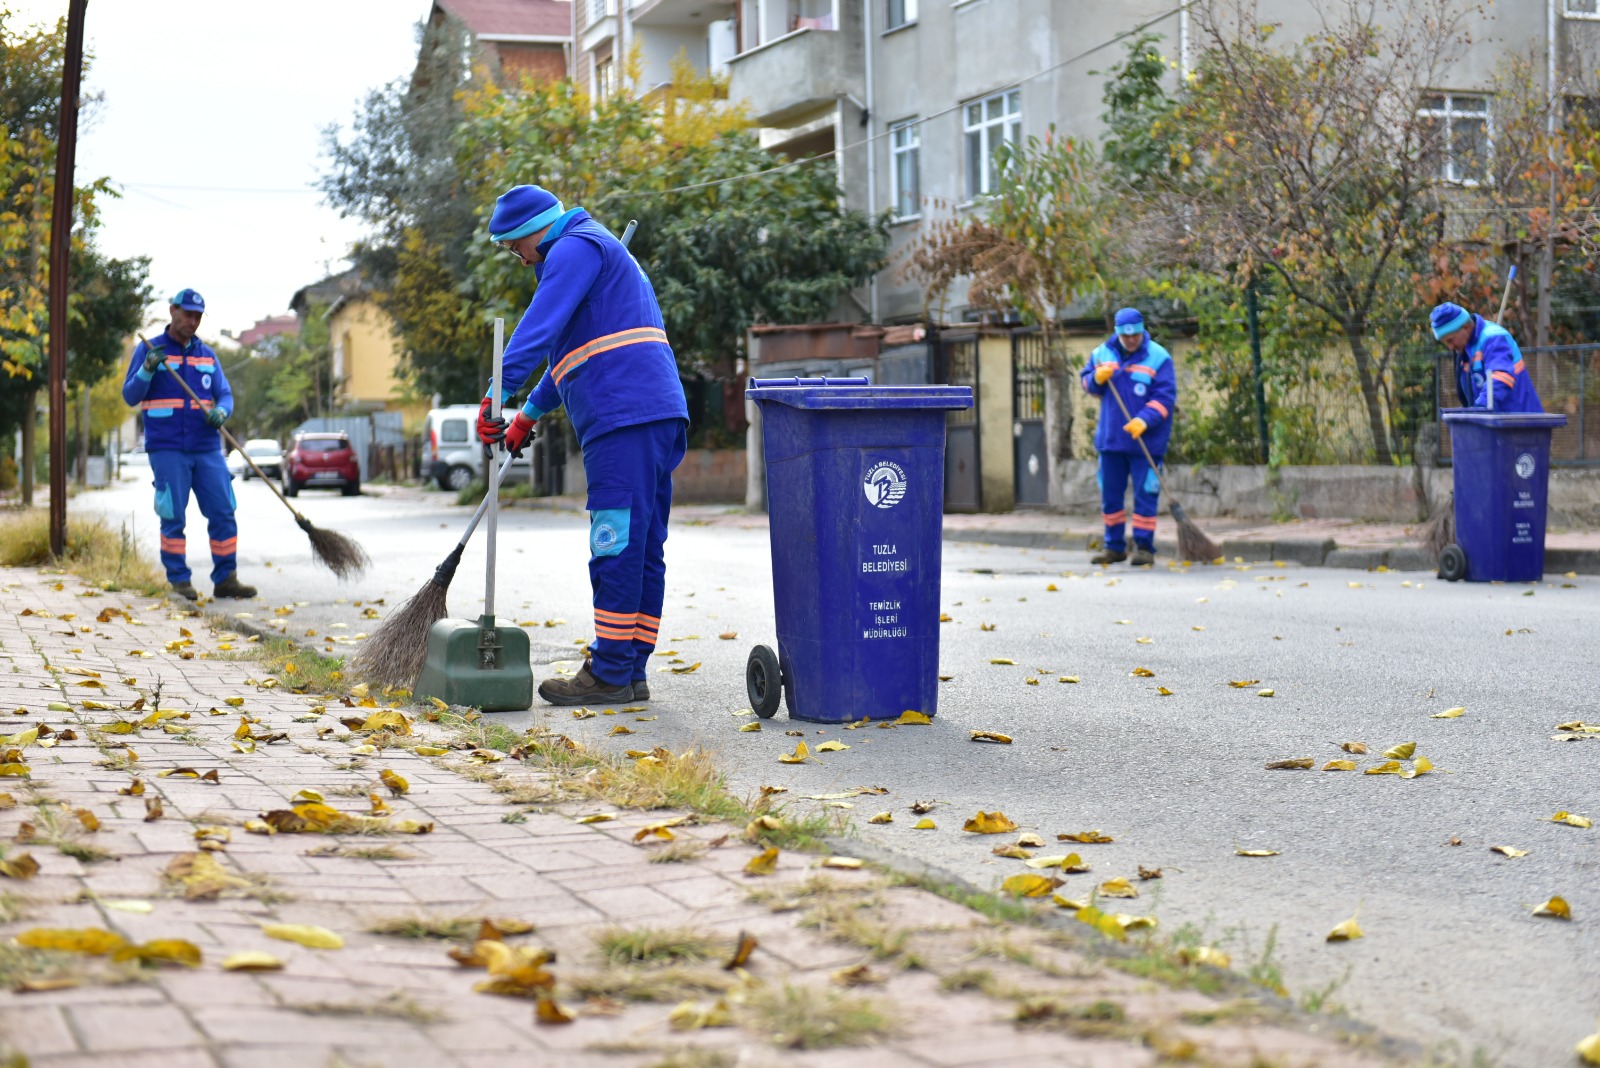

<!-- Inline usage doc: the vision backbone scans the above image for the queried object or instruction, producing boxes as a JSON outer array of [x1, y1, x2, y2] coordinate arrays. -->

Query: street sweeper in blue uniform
[[1080, 307, 1178, 567], [476, 184, 689, 706], [1430, 302, 1544, 413]]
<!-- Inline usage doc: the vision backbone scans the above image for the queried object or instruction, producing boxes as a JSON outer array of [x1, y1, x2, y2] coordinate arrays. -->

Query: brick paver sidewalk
[[0, 565, 1393, 1067]]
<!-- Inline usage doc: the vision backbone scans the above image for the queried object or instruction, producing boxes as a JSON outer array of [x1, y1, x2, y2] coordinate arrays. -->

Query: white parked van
[[422, 405, 530, 491]]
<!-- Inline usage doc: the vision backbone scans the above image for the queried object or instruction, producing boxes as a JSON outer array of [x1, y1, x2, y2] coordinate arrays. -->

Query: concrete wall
[[976, 334, 1013, 513], [673, 448, 747, 503], [1053, 459, 1600, 527]]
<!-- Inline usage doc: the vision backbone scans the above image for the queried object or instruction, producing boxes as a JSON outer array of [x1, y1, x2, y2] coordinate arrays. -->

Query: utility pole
[[47, 0, 88, 556], [1537, 0, 1557, 354]]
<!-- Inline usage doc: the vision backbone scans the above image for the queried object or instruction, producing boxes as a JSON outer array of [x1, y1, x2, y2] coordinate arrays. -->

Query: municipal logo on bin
[[863, 461, 908, 509], [1515, 452, 1536, 479]]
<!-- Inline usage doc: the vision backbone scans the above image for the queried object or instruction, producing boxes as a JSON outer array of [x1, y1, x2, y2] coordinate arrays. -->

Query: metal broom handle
[[485, 318, 505, 619]]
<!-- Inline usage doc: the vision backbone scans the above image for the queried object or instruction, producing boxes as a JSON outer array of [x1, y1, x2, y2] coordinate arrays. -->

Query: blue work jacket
[[121, 330, 232, 453], [1454, 316, 1543, 413], [1080, 334, 1179, 456], [498, 209, 688, 447]]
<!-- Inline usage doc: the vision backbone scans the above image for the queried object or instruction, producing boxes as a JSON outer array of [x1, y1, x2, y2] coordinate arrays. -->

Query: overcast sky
[[12, 0, 434, 341]]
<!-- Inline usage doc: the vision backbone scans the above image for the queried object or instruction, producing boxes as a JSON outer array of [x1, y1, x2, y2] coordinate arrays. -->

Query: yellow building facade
[[327, 296, 405, 409]]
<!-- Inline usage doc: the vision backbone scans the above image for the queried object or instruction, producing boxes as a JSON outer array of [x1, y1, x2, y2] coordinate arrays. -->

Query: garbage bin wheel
[[1439, 543, 1468, 583], [747, 645, 783, 719]]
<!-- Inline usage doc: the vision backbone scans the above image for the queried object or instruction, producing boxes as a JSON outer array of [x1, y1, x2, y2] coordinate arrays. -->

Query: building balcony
[[727, 26, 854, 126]]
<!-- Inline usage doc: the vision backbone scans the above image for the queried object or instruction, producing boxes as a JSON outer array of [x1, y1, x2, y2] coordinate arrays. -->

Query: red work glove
[[476, 396, 507, 446], [503, 410, 537, 457], [1123, 417, 1148, 439]]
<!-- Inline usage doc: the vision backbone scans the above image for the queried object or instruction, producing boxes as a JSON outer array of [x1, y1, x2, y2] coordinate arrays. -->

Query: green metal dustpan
[[415, 318, 533, 712]]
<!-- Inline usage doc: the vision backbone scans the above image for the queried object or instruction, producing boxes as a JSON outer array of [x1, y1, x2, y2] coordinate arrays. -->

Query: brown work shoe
[[212, 575, 257, 599], [170, 581, 200, 602], [1130, 547, 1155, 567], [538, 664, 633, 707], [1090, 549, 1127, 566]]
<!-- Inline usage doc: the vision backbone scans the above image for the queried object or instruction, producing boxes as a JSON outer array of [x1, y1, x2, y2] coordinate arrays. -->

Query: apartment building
[[569, 1, 1598, 323]]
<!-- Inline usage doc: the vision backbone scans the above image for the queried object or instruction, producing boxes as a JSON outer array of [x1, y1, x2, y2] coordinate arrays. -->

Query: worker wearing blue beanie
[[1080, 307, 1178, 567], [1430, 302, 1543, 413], [477, 183, 689, 706]]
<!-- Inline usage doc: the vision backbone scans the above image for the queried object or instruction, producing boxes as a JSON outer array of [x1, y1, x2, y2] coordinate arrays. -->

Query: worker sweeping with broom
[[477, 184, 688, 706], [1081, 308, 1179, 567]]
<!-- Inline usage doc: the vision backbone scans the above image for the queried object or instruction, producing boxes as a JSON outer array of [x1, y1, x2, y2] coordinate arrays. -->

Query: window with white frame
[[589, 0, 616, 24], [964, 89, 1021, 199], [596, 56, 616, 98], [887, 0, 918, 29], [1565, 0, 1600, 18], [1417, 93, 1490, 184], [890, 120, 921, 218]]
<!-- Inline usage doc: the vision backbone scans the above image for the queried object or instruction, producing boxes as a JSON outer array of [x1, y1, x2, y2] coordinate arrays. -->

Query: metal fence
[[1434, 344, 1600, 466], [292, 412, 406, 476]]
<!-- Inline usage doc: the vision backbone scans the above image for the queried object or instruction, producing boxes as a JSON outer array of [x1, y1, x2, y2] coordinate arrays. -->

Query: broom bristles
[[348, 578, 451, 689], [1168, 498, 1222, 562], [305, 524, 371, 580], [1418, 495, 1455, 559]]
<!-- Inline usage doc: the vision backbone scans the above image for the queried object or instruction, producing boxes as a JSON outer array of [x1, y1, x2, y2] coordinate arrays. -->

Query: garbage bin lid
[[1440, 408, 1568, 429], [746, 377, 973, 411]]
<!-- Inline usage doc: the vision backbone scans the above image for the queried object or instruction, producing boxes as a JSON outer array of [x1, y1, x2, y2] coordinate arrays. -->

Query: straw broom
[[139, 336, 370, 580], [1103, 377, 1222, 563], [351, 219, 641, 689], [1417, 266, 1518, 559]]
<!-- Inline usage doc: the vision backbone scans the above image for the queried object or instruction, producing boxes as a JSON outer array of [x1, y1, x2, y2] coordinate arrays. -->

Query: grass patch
[[0, 941, 142, 992], [593, 925, 716, 967], [939, 967, 999, 994], [647, 839, 707, 864], [800, 894, 914, 963], [0, 893, 34, 924], [305, 843, 417, 861], [886, 871, 1037, 925], [0, 509, 164, 594], [19, 804, 112, 863], [365, 913, 482, 941], [1014, 997, 1132, 1038], [645, 1050, 735, 1068], [218, 636, 348, 696], [287, 990, 447, 1024], [565, 964, 735, 1003], [741, 982, 895, 1049]]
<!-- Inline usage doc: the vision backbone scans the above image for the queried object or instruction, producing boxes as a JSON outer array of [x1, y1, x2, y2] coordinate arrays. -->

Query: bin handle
[[747, 376, 871, 389]]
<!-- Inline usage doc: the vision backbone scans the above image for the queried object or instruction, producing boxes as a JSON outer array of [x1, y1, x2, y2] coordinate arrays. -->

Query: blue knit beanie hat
[[488, 185, 565, 243], [1114, 307, 1145, 336], [1430, 303, 1472, 340]]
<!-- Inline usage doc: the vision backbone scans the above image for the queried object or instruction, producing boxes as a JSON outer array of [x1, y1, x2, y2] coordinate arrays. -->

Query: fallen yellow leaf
[[1401, 755, 1434, 779], [378, 769, 409, 796], [820, 857, 864, 870], [1058, 830, 1114, 844], [1235, 848, 1280, 857], [963, 811, 1018, 834], [1326, 914, 1364, 942], [1364, 760, 1403, 776], [1322, 759, 1357, 771], [743, 847, 779, 876], [970, 731, 1012, 744], [114, 939, 201, 968], [1432, 707, 1466, 719], [1265, 758, 1314, 770], [1059, 676, 1079, 683], [867, 811, 892, 824], [1001, 873, 1062, 897], [16, 927, 128, 955], [1098, 877, 1139, 899], [576, 813, 617, 824], [989, 658, 1016, 666], [261, 923, 343, 949], [1179, 945, 1231, 969], [816, 740, 849, 752], [777, 742, 810, 765], [894, 710, 932, 725], [1257, 689, 1275, 697], [1131, 667, 1155, 678], [222, 950, 284, 972], [1490, 845, 1530, 857], [1553, 811, 1593, 828], [1228, 679, 1261, 688], [1383, 741, 1416, 760], [1532, 896, 1572, 920], [913, 819, 936, 829]]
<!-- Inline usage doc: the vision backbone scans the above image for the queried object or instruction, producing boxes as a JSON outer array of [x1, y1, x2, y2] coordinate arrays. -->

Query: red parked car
[[283, 432, 360, 497]]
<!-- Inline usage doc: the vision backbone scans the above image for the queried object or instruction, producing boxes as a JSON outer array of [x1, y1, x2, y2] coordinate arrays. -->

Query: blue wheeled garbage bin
[[1439, 409, 1568, 582], [745, 377, 974, 723]]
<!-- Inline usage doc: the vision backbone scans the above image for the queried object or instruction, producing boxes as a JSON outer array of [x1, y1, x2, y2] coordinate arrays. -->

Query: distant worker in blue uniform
[[1080, 307, 1178, 568], [121, 289, 257, 602], [1431, 302, 1544, 413], [476, 184, 689, 706]]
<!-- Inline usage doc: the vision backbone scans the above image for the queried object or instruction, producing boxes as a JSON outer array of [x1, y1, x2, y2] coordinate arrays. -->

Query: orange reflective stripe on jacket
[[551, 327, 668, 385]]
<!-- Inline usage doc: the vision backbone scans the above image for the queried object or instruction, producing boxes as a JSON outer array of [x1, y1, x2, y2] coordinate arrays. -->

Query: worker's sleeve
[[494, 237, 604, 403], [1081, 345, 1109, 396], [1475, 335, 1519, 409], [1137, 357, 1177, 427], [122, 339, 154, 405], [210, 348, 234, 416], [521, 369, 560, 421]]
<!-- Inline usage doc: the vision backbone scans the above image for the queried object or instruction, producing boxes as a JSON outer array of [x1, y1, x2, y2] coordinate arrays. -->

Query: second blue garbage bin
[[745, 377, 974, 723], [1440, 408, 1568, 582]]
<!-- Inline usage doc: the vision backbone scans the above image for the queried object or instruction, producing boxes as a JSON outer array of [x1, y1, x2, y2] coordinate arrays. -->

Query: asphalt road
[[83, 473, 1599, 1067]]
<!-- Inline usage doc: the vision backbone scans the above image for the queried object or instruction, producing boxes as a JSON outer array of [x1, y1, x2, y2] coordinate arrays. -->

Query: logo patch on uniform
[[1515, 453, 1536, 479], [593, 522, 618, 551], [863, 461, 908, 509], [201, 374, 212, 389], [1133, 383, 1147, 396]]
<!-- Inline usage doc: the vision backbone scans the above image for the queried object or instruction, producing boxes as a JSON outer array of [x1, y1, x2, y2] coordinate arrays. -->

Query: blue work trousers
[[582, 419, 688, 686], [1098, 449, 1161, 553], [149, 449, 239, 585]]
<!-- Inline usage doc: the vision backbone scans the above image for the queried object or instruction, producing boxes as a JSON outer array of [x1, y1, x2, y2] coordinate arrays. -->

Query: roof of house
[[434, 0, 571, 38]]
